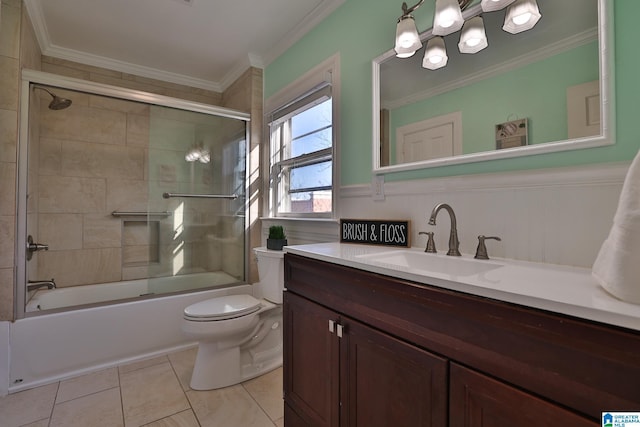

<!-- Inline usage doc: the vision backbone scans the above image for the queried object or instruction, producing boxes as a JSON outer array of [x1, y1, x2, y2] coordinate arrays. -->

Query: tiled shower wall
[[0, 1, 264, 320]]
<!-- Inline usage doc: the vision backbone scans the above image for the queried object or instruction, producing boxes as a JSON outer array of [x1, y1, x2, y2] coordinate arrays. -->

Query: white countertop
[[284, 242, 640, 332]]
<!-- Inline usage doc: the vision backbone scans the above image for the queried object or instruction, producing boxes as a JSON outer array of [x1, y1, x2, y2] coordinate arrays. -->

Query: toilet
[[182, 247, 285, 390]]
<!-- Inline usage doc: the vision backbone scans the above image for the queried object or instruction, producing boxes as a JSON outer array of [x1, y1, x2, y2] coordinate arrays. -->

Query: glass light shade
[[458, 16, 488, 54], [422, 37, 448, 70], [480, 0, 516, 12], [502, 0, 541, 34], [432, 0, 464, 36], [395, 16, 422, 58]]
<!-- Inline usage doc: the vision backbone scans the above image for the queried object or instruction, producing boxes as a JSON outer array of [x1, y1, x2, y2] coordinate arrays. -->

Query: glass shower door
[[142, 104, 248, 295]]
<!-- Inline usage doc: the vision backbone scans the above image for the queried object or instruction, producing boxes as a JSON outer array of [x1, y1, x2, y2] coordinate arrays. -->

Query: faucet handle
[[474, 235, 501, 260], [418, 231, 437, 253]]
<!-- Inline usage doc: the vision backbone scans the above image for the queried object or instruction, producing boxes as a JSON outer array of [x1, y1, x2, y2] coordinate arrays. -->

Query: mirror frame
[[372, 0, 614, 174]]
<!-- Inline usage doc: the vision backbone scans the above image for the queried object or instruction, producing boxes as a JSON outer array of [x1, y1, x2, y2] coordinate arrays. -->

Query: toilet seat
[[184, 294, 261, 321]]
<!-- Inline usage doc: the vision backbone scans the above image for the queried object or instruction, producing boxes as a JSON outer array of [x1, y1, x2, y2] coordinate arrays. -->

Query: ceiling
[[24, 0, 345, 92]]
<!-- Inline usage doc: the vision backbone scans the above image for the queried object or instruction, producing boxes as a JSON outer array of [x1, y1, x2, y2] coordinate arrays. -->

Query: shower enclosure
[[16, 70, 250, 317]]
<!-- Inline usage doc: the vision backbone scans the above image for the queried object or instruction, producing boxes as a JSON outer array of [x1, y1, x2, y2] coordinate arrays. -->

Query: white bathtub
[[26, 271, 239, 312], [10, 280, 253, 392]]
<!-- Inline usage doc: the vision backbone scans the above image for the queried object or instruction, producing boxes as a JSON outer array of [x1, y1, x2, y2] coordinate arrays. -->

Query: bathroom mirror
[[372, 0, 613, 173]]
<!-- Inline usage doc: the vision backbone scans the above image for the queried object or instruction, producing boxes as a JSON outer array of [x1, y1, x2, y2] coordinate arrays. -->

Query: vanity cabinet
[[284, 291, 447, 427], [283, 253, 640, 427]]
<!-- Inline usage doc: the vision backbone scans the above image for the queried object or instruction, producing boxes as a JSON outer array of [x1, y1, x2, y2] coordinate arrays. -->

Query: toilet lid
[[184, 294, 261, 321]]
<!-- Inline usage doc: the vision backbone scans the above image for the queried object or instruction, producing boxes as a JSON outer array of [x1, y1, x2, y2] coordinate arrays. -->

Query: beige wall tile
[[0, 56, 18, 111], [0, 109, 17, 162], [60, 140, 144, 180], [39, 175, 106, 213], [89, 94, 149, 115], [122, 220, 157, 246], [38, 248, 121, 286], [20, 5, 41, 70], [107, 178, 149, 212], [38, 137, 62, 176], [39, 213, 83, 251], [41, 61, 90, 81], [0, 162, 16, 216], [0, 215, 14, 269], [123, 245, 158, 265], [0, 1, 20, 58], [126, 113, 150, 147], [0, 267, 14, 320], [40, 104, 127, 146], [83, 214, 122, 248]]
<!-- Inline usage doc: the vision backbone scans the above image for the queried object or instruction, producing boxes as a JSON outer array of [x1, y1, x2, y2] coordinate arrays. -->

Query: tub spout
[[27, 279, 56, 291]]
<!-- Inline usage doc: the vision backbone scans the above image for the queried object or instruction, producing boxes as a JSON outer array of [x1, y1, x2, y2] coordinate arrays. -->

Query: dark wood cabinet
[[449, 364, 597, 427], [284, 291, 447, 427], [283, 253, 640, 427]]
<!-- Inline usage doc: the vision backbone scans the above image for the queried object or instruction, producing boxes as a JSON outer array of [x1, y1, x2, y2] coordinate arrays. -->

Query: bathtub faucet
[[27, 278, 56, 291]]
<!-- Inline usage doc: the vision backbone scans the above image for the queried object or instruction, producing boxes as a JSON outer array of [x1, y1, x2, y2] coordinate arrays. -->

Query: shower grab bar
[[111, 211, 172, 218], [162, 192, 239, 200]]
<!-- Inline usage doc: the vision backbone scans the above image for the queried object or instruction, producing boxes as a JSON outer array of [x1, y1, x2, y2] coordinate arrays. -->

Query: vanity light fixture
[[503, 0, 541, 34], [394, 0, 541, 68], [432, 0, 466, 36], [422, 36, 448, 69], [185, 145, 211, 163], [480, 0, 516, 12], [394, 1, 424, 58], [458, 16, 488, 54]]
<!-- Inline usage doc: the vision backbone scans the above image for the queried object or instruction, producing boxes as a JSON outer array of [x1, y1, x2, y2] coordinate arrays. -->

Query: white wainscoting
[[264, 162, 628, 269]]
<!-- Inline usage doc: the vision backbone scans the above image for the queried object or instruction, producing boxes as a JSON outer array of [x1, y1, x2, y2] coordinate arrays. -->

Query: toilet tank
[[253, 247, 285, 303]]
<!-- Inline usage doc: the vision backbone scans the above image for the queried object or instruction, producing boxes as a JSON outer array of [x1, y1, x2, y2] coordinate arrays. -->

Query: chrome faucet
[[27, 279, 56, 291], [428, 203, 461, 256]]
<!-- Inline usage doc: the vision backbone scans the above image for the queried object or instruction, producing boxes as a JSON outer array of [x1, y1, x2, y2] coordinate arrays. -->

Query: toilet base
[[188, 306, 283, 390]]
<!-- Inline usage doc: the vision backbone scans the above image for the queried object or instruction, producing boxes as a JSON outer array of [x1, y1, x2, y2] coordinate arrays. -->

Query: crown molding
[[24, 0, 345, 93]]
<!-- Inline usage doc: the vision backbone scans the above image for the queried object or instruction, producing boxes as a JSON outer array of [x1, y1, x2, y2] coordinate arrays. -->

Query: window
[[268, 61, 338, 218]]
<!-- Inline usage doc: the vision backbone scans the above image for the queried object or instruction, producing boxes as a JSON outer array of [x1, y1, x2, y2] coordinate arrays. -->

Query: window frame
[[265, 55, 340, 219]]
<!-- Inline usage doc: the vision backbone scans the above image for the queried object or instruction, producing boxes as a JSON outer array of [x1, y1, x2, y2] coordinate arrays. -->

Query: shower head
[[33, 86, 72, 110]]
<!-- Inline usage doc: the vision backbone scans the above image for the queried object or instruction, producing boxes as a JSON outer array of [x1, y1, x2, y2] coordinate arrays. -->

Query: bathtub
[[26, 271, 239, 312], [10, 280, 253, 392]]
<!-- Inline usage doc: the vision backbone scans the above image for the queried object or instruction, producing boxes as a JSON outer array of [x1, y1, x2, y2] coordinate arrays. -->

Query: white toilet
[[182, 247, 285, 390]]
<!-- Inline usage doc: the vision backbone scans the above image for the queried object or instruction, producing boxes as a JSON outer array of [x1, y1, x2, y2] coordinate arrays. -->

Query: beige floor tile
[[187, 384, 274, 427], [57, 367, 119, 403], [119, 355, 169, 375], [120, 361, 190, 427], [0, 382, 58, 427], [167, 347, 197, 391], [143, 409, 200, 427], [50, 387, 123, 427], [274, 417, 285, 427], [242, 367, 284, 422]]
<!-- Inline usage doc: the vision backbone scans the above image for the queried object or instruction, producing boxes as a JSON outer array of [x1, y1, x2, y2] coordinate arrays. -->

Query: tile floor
[[0, 347, 284, 427]]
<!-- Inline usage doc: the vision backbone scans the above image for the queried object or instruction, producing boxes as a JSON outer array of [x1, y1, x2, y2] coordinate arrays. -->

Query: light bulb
[[512, 12, 532, 25]]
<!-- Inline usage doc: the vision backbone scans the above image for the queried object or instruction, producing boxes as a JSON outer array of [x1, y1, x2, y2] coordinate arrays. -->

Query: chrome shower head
[[33, 86, 72, 110]]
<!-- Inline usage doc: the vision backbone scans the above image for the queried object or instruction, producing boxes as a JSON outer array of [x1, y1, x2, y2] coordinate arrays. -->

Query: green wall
[[265, 0, 640, 186], [389, 42, 599, 161]]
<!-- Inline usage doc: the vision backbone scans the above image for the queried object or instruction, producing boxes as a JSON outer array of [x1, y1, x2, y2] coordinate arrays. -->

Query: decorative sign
[[496, 118, 528, 149], [340, 219, 410, 247]]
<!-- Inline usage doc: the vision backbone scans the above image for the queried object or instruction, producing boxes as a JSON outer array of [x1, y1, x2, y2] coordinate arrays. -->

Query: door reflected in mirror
[[373, 0, 613, 173]]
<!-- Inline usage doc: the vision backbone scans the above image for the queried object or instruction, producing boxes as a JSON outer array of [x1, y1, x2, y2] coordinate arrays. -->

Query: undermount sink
[[355, 250, 503, 277]]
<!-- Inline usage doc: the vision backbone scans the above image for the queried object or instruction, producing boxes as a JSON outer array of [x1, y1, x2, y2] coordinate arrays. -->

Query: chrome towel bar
[[162, 192, 239, 200]]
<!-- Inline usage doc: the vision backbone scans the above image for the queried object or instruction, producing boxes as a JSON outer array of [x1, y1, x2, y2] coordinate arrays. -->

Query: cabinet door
[[449, 363, 598, 427], [342, 318, 448, 427], [284, 292, 340, 427]]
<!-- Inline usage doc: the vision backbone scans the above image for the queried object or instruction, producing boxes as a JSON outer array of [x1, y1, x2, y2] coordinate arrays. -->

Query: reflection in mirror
[[373, 0, 613, 173]]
